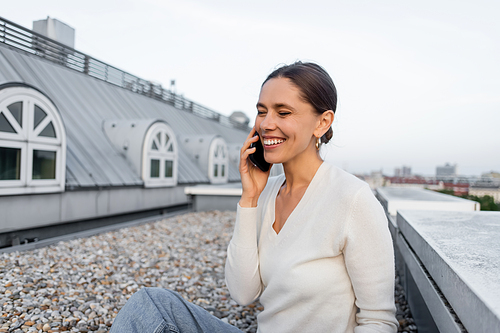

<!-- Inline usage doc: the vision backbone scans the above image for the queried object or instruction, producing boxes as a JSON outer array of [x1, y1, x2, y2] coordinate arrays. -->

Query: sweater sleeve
[[344, 186, 398, 333], [225, 203, 263, 306]]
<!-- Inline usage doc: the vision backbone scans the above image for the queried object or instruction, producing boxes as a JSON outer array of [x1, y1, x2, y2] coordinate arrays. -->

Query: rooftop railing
[[0, 16, 248, 130]]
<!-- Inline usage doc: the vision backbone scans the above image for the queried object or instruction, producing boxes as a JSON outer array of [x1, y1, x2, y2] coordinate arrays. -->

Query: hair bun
[[322, 127, 333, 144]]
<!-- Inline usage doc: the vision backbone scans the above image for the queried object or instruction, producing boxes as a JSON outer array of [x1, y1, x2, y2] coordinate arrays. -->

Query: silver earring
[[315, 137, 321, 150]]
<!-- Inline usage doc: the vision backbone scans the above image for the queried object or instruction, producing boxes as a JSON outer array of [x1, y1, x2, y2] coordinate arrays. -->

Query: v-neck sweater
[[225, 162, 397, 333]]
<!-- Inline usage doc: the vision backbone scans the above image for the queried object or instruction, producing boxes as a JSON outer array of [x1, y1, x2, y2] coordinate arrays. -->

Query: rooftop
[[0, 16, 248, 189]]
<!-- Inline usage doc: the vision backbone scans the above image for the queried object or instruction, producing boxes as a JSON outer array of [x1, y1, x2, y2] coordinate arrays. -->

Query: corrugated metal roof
[[0, 51, 23, 81], [0, 44, 248, 187]]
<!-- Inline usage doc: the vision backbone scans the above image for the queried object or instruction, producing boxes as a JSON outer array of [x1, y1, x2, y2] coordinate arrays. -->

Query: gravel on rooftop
[[1, 211, 416, 333]]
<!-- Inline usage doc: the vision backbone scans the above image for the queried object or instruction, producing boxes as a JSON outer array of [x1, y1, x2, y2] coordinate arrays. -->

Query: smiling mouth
[[263, 138, 286, 146]]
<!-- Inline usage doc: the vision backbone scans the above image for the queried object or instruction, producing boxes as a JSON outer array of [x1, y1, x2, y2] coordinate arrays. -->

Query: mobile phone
[[249, 133, 270, 172]]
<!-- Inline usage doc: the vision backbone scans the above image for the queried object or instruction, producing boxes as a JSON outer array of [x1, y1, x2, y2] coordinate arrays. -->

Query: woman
[[225, 62, 397, 332], [110, 62, 397, 333]]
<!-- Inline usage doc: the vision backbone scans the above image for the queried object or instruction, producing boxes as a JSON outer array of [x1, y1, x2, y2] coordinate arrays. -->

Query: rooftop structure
[[0, 16, 251, 244], [32, 17, 75, 48], [229, 111, 250, 127]]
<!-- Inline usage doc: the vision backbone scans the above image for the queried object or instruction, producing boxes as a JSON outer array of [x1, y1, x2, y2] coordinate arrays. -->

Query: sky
[[3, 0, 500, 176]]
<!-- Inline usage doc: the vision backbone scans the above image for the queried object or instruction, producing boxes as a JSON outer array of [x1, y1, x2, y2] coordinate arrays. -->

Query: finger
[[241, 132, 259, 154], [242, 128, 256, 145], [240, 147, 256, 167], [247, 127, 256, 139]]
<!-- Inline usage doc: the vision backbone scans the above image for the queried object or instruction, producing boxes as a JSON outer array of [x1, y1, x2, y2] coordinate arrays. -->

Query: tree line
[[435, 189, 499, 211]]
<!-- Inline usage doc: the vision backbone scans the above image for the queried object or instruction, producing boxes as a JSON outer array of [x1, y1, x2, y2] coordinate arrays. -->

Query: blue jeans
[[110, 288, 243, 333]]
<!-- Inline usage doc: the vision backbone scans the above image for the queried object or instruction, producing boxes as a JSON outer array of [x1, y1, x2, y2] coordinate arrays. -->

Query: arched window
[[142, 121, 177, 187], [208, 137, 228, 184], [0, 85, 66, 195]]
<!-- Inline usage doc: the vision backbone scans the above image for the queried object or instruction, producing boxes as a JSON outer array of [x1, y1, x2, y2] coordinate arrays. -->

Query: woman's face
[[255, 77, 321, 165]]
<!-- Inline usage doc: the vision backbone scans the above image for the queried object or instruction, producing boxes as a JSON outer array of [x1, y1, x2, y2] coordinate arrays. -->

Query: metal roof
[[0, 44, 248, 187]]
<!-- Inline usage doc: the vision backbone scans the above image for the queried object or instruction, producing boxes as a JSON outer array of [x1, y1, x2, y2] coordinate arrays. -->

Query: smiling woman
[[228, 62, 397, 332], [110, 62, 397, 333]]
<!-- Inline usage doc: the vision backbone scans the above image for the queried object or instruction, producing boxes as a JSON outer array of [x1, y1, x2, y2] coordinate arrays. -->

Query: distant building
[[402, 166, 411, 177], [394, 167, 401, 177], [436, 163, 458, 178], [394, 165, 411, 177], [470, 184, 500, 203], [359, 169, 386, 189], [481, 171, 500, 179], [442, 182, 469, 196], [385, 176, 443, 191]]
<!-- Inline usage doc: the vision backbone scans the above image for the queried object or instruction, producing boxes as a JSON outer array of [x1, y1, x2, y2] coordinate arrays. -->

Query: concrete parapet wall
[[377, 187, 500, 332], [398, 210, 500, 332]]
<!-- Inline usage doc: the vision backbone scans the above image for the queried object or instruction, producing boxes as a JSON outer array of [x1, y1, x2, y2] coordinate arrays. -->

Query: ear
[[314, 110, 334, 137]]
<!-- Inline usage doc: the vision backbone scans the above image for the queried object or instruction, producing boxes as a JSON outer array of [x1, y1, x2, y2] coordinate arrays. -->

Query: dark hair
[[263, 61, 337, 144]]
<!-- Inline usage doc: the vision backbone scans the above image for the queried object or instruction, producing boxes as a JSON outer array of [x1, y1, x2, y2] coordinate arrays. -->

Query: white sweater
[[225, 162, 397, 333]]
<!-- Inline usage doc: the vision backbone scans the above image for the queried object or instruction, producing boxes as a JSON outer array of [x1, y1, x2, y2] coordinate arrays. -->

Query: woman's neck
[[281, 152, 323, 194]]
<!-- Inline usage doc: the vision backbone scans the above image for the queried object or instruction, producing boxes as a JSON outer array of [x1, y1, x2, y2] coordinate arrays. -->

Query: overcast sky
[[3, 0, 499, 176]]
